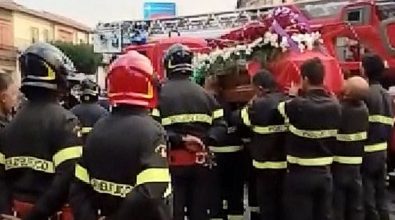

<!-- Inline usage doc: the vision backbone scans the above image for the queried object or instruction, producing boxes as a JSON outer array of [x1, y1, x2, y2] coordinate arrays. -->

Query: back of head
[[343, 76, 369, 101], [106, 50, 157, 109], [164, 43, 193, 79], [252, 69, 278, 93], [362, 53, 385, 82], [301, 57, 325, 87], [80, 79, 99, 103], [19, 42, 75, 100]]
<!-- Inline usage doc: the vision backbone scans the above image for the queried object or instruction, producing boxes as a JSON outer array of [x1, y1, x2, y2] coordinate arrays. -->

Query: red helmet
[[106, 51, 157, 108]]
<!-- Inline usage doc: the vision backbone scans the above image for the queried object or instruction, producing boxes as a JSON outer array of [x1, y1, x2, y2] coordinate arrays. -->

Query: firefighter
[[233, 70, 287, 220], [151, 44, 227, 220], [0, 73, 19, 128], [333, 76, 369, 220], [0, 42, 82, 220], [70, 51, 171, 220], [279, 58, 341, 220], [71, 79, 108, 140], [361, 54, 393, 220], [204, 75, 245, 220]]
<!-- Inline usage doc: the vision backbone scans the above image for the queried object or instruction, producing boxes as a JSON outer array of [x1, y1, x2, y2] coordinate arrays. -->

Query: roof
[[0, 0, 92, 32]]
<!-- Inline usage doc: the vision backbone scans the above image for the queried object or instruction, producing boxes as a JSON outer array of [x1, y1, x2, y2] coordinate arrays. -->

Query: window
[[43, 29, 49, 42], [30, 27, 39, 43], [300, 1, 348, 19], [377, 2, 395, 21], [347, 10, 362, 23]]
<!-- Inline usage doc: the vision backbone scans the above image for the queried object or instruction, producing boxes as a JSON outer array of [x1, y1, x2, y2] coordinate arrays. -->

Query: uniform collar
[[304, 88, 328, 96]]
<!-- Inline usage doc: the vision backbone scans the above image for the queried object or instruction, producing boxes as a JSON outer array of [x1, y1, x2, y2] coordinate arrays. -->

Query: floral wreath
[[192, 6, 323, 84]]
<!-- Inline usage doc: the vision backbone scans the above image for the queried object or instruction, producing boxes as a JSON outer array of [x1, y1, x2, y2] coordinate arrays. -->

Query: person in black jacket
[[70, 51, 171, 220], [0, 42, 82, 220], [152, 44, 227, 220], [233, 70, 287, 220], [361, 54, 393, 220], [279, 57, 341, 220], [205, 75, 245, 220], [71, 79, 108, 141], [333, 76, 369, 220]]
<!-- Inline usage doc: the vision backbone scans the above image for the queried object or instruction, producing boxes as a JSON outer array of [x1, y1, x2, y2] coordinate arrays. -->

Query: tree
[[51, 41, 102, 75]]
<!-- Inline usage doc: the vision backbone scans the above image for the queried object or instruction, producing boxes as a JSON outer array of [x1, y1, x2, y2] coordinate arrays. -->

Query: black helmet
[[19, 42, 75, 91], [80, 79, 99, 101], [164, 43, 193, 76]]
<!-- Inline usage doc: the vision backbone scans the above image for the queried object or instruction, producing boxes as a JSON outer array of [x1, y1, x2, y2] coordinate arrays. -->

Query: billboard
[[144, 2, 176, 19]]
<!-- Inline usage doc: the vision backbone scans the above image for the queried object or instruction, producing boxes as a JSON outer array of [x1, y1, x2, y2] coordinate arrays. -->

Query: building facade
[[0, 0, 92, 76]]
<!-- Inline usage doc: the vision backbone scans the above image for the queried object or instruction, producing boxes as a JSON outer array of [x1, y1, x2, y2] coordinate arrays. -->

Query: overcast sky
[[14, 0, 237, 27]]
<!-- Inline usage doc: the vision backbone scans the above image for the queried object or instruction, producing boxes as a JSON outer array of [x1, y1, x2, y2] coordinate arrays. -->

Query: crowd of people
[[0, 41, 392, 220]]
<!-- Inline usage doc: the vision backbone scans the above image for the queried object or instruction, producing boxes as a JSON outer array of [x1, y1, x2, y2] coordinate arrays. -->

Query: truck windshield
[[377, 2, 395, 21], [299, 1, 348, 19]]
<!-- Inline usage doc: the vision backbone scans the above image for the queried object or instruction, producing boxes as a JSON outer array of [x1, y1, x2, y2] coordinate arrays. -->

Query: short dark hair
[[301, 57, 325, 86], [0, 72, 14, 92], [252, 69, 278, 92], [362, 53, 385, 81]]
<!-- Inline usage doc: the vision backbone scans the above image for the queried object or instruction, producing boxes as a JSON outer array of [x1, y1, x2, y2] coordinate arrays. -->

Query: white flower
[[298, 43, 305, 53], [264, 32, 272, 44], [280, 36, 289, 52]]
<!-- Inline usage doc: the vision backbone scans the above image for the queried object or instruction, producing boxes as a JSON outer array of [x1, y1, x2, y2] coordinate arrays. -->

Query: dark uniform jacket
[[363, 82, 394, 171], [70, 107, 171, 220], [0, 114, 9, 129], [152, 78, 227, 157], [334, 100, 369, 166], [0, 100, 82, 220], [71, 102, 108, 137], [209, 95, 243, 154], [279, 89, 341, 168], [234, 92, 287, 169]]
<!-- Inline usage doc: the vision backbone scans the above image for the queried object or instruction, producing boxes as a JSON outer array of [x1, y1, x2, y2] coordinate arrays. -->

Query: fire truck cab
[[124, 37, 209, 79], [300, 0, 395, 77]]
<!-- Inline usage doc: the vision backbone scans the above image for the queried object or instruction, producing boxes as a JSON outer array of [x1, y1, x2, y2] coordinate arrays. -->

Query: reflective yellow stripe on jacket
[[0, 152, 4, 165], [336, 132, 367, 142], [5, 156, 55, 173], [369, 115, 394, 126], [289, 125, 337, 139], [241, 107, 251, 126], [75, 164, 170, 198], [81, 127, 92, 134], [241, 107, 287, 134], [365, 142, 387, 153], [53, 146, 82, 167], [151, 108, 160, 117], [252, 160, 287, 169], [333, 156, 363, 165], [161, 114, 213, 126], [212, 109, 224, 119], [287, 155, 333, 166], [209, 146, 244, 153]]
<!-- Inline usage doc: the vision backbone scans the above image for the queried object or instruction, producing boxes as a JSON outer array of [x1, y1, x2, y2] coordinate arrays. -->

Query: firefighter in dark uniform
[[279, 58, 341, 220], [151, 44, 227, 220], [333, 76, 369, 220], [0, 42, 82, 220], [70, 51, 171, 220], [361, 54, 393, 220], [204, 76, 245, 220], [71, 79, 108, 140], [234, 70, 287, 220]]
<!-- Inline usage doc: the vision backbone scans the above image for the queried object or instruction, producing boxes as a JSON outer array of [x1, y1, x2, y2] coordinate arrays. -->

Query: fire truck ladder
[[95, 0, 320, 37]]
